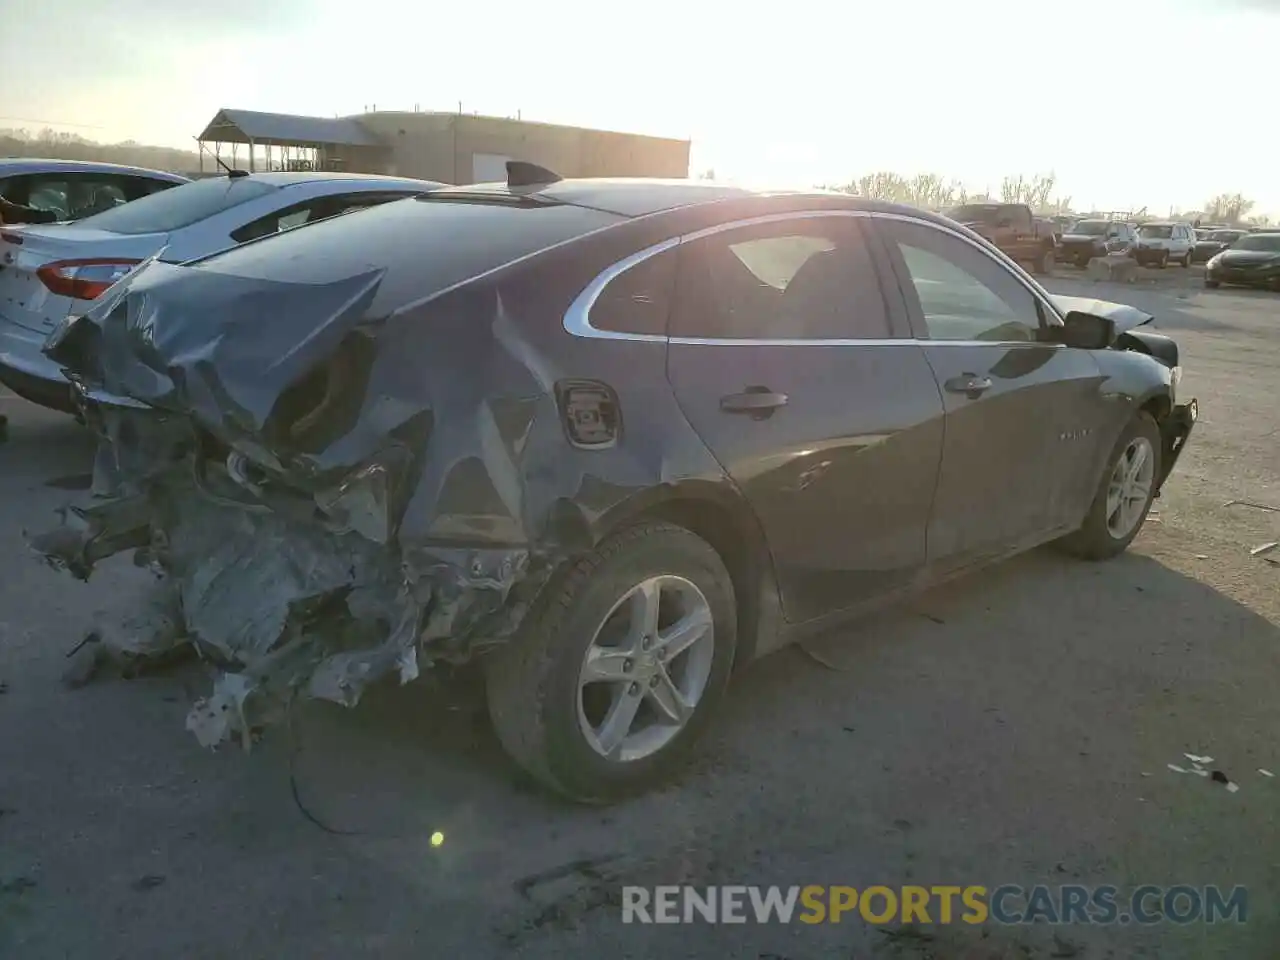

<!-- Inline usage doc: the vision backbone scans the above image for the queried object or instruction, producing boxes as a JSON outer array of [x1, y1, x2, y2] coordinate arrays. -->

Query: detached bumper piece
[[1158, 399, 1197, 489]]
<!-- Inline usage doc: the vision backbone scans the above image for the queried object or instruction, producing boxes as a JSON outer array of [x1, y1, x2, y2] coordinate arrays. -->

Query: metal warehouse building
[[196, 108, 691, 183]]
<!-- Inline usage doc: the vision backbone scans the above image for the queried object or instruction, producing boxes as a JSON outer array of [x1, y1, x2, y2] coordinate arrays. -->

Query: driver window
[[879, 219, 1043, 342]]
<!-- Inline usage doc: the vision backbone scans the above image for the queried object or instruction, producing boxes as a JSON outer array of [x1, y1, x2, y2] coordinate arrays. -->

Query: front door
[[664, 213, 946, 624], [869, 216, 1109, 570]]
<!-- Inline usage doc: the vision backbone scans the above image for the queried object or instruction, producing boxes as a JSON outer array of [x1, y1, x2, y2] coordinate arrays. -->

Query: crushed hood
[[1050, 294, 1153, 335]]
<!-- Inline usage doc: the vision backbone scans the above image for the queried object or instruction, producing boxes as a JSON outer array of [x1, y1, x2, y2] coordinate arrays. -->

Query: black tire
[[1056, 413, 1162, 561], [1205, 279, 1220, 289], [484, 520, 738, 803], [1181, 250, 1191, 267], [1033, 245, 1055, 276], [1157, 251, 1169, 269]]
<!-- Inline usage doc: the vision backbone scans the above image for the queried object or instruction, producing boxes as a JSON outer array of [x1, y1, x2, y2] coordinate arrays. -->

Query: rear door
[[663, 212, 946, 624], [869, 215, 1110, 570]]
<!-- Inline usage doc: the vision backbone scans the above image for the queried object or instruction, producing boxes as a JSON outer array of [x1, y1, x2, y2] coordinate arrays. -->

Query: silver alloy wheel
[[576, 575, 715, 762], [1105, 436, 1155, 538]]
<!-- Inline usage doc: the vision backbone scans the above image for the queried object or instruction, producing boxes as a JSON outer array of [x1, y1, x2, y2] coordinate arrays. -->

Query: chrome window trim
[[562, 209, 1064, 346]]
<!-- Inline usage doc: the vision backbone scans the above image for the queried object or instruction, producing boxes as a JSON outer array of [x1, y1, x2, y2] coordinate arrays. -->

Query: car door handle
[[720, 387, 789, 418], [944, 374, 993, 399]]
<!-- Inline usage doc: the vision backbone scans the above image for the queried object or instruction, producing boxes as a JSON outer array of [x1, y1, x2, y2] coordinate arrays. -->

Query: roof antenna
[[506, 161, 561, 187]]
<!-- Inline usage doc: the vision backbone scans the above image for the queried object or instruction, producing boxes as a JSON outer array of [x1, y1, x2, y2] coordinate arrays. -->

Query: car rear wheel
[[1157, 251, 1169, 269], [484, 520, 737, 803], [1181, 250, 1191, 267], [1055, 413, 1161, 561]]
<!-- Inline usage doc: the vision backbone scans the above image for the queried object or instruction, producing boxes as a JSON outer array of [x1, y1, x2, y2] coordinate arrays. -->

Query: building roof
[[361, 109, 691, 146], [197, 109, 383, 148]]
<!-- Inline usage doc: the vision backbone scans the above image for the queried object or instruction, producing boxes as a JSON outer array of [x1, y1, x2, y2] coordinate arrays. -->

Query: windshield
[[76, 177, 278, 235], [1138, 224, 1173, 239], [1070, 221, 1110, 236], [1211, 230, 1245, 243], [1233, 234, 1280, 252], [946, 204, 1003, 223]]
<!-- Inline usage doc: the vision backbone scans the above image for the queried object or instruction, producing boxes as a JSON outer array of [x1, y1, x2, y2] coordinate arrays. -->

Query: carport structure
[[195, 109, 389, 175]]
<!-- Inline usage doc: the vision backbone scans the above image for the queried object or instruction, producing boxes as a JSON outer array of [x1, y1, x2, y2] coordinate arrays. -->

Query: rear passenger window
[[669, 217, 890, 340], [590, 247, 678, 336]]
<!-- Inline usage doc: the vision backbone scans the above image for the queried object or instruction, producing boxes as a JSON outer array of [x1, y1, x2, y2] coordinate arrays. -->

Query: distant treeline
[[1, 128, 202, 175]]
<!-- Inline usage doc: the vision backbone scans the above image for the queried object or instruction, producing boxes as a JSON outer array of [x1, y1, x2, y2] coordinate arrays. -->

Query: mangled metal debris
[[31, 256, 571, 749]]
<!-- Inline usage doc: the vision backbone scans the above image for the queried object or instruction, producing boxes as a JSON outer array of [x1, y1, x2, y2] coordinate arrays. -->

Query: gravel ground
[[1, 276, 1278, 959]]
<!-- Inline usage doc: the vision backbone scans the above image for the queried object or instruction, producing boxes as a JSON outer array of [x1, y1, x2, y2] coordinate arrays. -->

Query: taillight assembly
[[36, 259, 140, 300]]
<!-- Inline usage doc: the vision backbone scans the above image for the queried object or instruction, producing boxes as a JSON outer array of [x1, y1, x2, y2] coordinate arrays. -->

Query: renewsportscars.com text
[[621, 884, 1247, 926]]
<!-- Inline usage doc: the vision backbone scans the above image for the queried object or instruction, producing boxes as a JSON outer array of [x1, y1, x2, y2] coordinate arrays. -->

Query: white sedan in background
[[0, 171, 442, 411]]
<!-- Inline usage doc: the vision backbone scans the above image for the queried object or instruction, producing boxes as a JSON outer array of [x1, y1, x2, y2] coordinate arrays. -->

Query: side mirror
[[1046, 311, 1116, 350]]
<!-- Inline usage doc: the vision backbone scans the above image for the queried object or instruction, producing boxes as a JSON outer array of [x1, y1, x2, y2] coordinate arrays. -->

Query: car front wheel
[[485, 520, 737, 803], [1033, 246, 1055, 276], [1056, 413, 1162, 560]]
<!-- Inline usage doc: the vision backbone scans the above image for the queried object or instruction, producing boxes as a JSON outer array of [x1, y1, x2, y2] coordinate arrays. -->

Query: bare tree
[[1204, 193, 1256, 224], [1000, 173, 1059, 210]]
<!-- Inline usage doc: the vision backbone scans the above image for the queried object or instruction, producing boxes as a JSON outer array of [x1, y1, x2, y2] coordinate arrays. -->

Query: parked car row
[[1057, 219, 1141, 267], [15, 160, 1196, 801], [1046, 216, 1278, 289], [1204, 231, 1280, 291], [1192, 227, 1248, 264]]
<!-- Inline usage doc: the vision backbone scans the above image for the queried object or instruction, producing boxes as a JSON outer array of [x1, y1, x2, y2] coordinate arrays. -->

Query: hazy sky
[[3, 0, 1277, 215]]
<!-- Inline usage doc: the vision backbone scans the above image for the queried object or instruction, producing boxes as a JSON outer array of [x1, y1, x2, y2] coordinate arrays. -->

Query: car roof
[[423, 176, 973, 223], [0, 157, 190, 181], [219, 171, 442, 189]]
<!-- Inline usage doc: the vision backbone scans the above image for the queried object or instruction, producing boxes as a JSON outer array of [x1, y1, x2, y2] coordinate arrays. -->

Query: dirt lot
[[1, 273, 1278, 959]]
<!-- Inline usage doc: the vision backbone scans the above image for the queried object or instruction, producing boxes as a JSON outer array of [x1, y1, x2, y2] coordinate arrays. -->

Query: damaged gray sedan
[[34, 168, 1197, 802]]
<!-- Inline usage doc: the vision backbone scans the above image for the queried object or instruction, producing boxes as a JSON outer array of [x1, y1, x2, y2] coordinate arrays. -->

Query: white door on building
[[472, 153, 515, 184]]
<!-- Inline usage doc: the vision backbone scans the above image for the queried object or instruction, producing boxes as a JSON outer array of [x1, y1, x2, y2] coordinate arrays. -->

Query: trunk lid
[[0, 225, 168, 333]]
